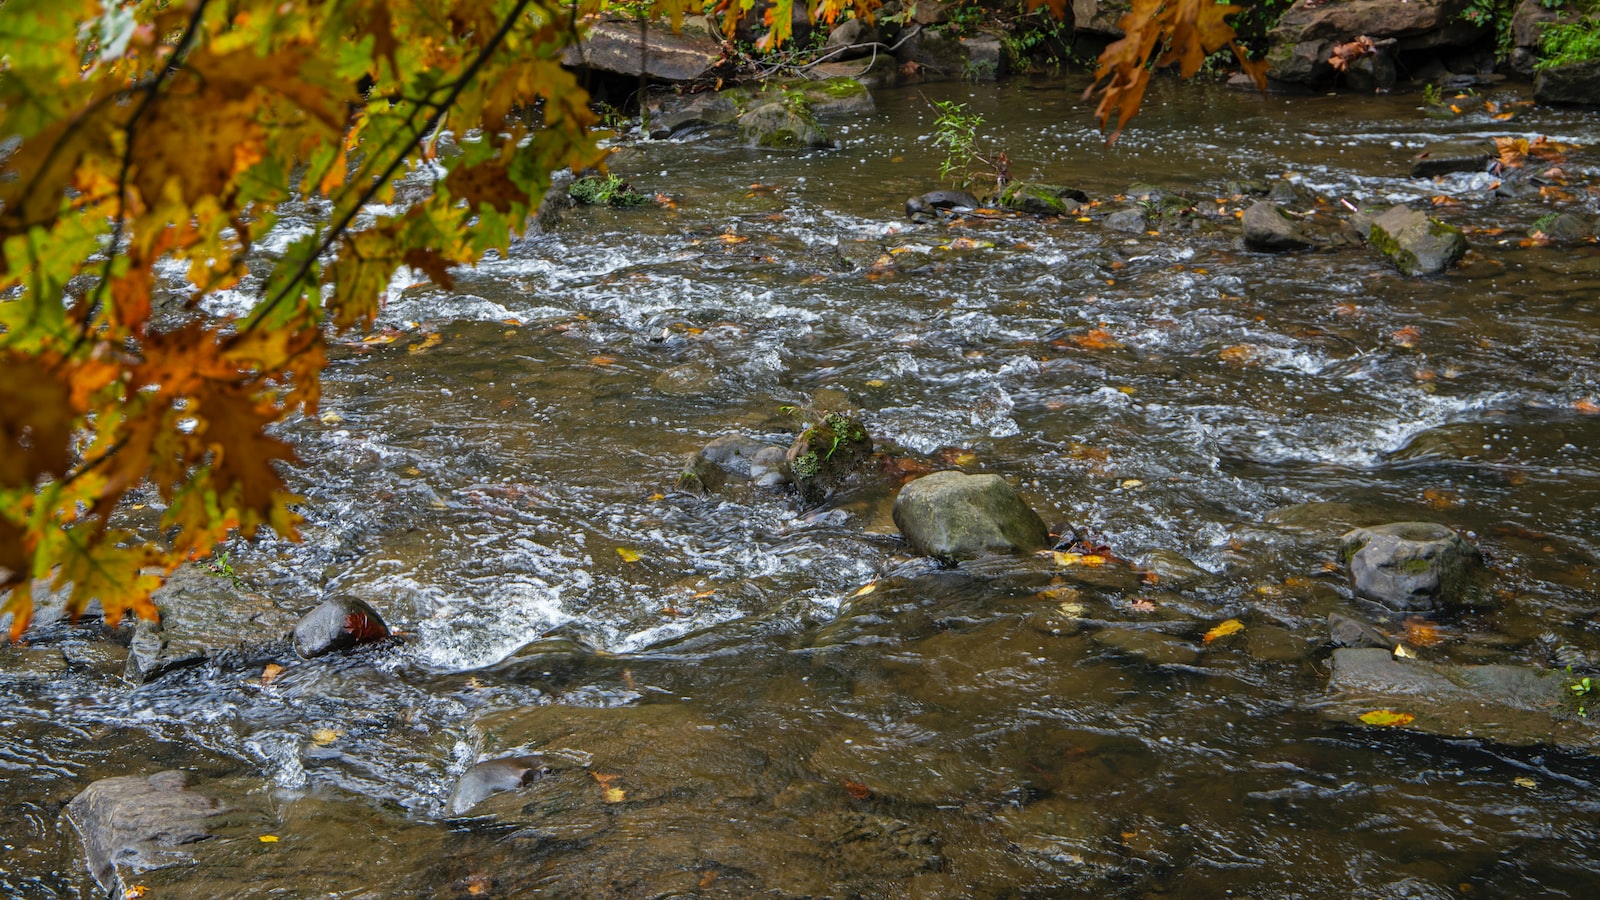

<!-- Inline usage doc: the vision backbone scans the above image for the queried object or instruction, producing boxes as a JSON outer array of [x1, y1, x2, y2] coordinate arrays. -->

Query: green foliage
[[930, 99, 987, 188], [1539, 10, 1600, 68], [1002, 6, 1079, 71], [570, 173, 651, 207], [1567, 666, 1594, 717]]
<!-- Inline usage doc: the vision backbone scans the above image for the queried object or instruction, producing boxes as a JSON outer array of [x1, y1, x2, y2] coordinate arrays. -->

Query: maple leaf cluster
[[0, 0, 614, 638], [1085, 0, 1264, 143]]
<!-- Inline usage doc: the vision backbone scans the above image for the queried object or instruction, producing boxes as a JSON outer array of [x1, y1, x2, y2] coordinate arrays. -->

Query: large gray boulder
[[1366, 205, 1467, 276], [1266, 0, 1483, 86], [1242, 201, 1313, 251], [893, 470, 1050, 561], [1339, 522, 1482, 611], [561, 20, 722, 83]]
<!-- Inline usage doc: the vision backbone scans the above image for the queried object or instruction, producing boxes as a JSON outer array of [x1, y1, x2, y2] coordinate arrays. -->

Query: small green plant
[[205, 550, 245, 589], [928, 98, 1008, 189], [1459, 0, 1520, 60], [941, 0, 987, 35], [569, 173, 650, 207], [1568, 666, 1594, 717], [1422, 82, 1444, 106], [1539, 11, 1600, 68]]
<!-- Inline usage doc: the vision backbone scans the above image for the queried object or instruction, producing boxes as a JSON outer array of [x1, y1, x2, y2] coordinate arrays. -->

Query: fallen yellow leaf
[[593, 772, 626, 802], [1359, 709, 1415, 727], [616, 547, 642, 563], [1513, 776, 1537, 789], [260, 663, 284, 685], [407, 332, 444, 354], [1051, 551, 1107, 567], [1203, 619, 1245, 643], [311, 727, 342, 746], [852, 581, 877, 597], [259, 834, 280, 843]]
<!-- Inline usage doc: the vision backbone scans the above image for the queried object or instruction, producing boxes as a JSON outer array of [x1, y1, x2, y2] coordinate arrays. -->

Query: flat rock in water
[[122, 566, 289, 684], [292, 595, 390, 659], [66, 771, 228, 893], [447, 755, 550, 816], [1324, 648, 1600, 751], [892, 470, 1049, 561], [738, 100, 832, 149], [1409, 140, 1496, 177]]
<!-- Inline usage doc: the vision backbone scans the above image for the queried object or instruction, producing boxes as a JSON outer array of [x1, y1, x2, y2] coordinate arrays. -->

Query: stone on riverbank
[[893, 470, 1050, 561], [1242, 201, 1313, 251], [561, 19, 721, 83], [1535, 59, 1600, 107], [292, 595, 390, 659], [1366, 205, 1467, 276], [1266, 0, 1485, 87], [1340, 522, 1482, 612], [123, 566, 291, 684]]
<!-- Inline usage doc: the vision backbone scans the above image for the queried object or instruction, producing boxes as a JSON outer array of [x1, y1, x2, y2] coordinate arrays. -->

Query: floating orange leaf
[[1219, 344, 1256, 365], [1203, 619, 1245, 643], [844, 780, 871, 799], [593, 772, 626, 803], [1391, 326, 1421, 348], [1403, 617, 1445, 646], [1072, 327, 1123, 351], [1359, 709, 1415, 727], [261, 663, 285, 685], [1052, 551, 1107, 568]]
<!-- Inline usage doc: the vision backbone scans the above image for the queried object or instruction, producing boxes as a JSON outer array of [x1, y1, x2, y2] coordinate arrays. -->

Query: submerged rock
[[1242, 200, 1313, 251], [65, 771, 230, 894], [1366, 205, 1467, 276], [892, 470, 1050, 561], [1324, 648, 1600, 750], [292, 595, 390, 659], [1328, 612, 1396, 649], [1102, 207, 1148, 234], [1339, 522, 1482, 612], [1409, 140, 1496, 178]]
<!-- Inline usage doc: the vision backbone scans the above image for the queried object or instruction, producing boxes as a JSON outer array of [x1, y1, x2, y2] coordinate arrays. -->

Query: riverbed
[[5, 76, 1600, 897]]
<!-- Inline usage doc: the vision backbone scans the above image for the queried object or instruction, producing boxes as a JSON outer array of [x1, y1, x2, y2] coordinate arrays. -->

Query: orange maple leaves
[[1085, 0, 1265, 143]]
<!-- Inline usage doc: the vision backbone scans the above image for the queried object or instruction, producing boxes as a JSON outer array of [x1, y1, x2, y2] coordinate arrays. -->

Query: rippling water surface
[[5, 78, 1600, 897]]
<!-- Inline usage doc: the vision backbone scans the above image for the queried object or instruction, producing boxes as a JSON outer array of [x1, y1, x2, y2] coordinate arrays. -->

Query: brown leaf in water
[[261, 663, 285, 685], [1423, 488, 1459, 510], [1404, 617, 1445, 646], [844, 780, 871, 800], [1391, 326, 1421, 348], [1072, 328, 1122, 351]]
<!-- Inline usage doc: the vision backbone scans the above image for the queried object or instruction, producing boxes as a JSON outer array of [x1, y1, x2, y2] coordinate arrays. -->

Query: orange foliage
[[1086, 0, 1264, 143]]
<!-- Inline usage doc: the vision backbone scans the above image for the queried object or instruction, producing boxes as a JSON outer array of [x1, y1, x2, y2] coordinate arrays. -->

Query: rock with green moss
[[1339, 522, 1482, 612], [995, 182, 1088, 216], [892, 470, 1050, 562], [786, 412, 873, 504], [1366, 205, 1467, 276], [738, 100, 832, 150]]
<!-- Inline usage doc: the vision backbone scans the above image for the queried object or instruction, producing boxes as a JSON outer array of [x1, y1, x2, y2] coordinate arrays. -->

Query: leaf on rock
[[1358, 709, 1416, 727]]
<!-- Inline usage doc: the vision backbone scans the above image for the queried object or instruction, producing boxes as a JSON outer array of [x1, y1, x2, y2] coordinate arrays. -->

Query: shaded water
[[5, 77, 1600, 896]]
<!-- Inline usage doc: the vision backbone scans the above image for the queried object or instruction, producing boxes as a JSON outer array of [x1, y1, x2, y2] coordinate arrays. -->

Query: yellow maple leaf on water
[[1359, 710, 1416, 727], [616, 547, 642, 563], [1202, 619, 1244, 643]]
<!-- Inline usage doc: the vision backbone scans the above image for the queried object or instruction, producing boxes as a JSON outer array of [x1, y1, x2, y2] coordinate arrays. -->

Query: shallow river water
[[5, 77, 1600, 897]]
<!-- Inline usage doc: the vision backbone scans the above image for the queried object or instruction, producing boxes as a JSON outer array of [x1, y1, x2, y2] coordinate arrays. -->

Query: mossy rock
[[1339, 522, 1483, 612], [995, 182, 1088, 216], [787, 411, 873, 504], [737, 100, 833, 149], [1367, 205, 1467, 276]]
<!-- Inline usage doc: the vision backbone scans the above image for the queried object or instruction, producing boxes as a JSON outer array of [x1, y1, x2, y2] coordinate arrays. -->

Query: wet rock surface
[[1242, 200, 1313, 251], [892, 470, 1050, 561], [1340, 522, 1482, 612], [292, 594, 391, 659], [1366, 205, 1468, 276], [561, 19, 722, 82], [1324, 648, 1600, 751]]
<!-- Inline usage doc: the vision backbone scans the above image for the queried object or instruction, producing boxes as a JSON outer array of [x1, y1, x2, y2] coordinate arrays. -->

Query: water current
[[4, 76, 1600, 897]]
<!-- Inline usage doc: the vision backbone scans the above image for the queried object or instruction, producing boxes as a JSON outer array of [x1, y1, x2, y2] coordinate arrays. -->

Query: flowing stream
[[5, 77, 1600, 897]]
